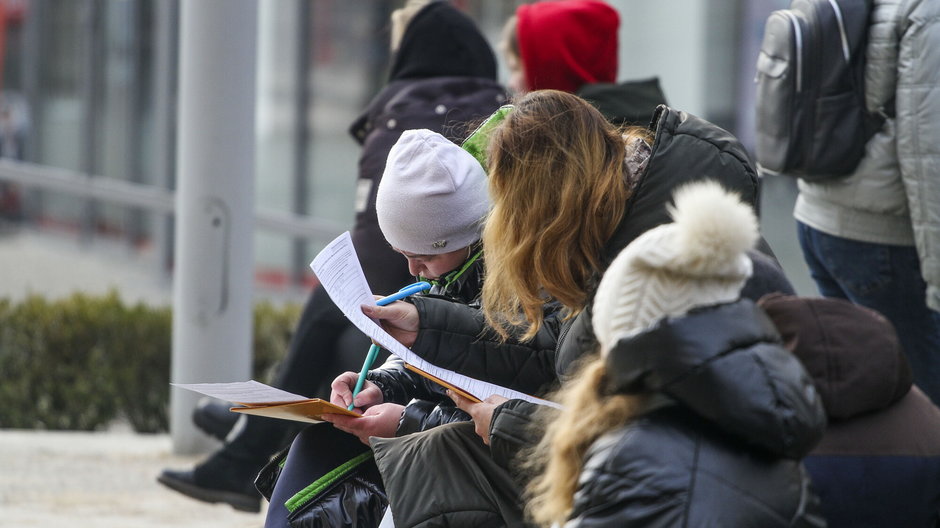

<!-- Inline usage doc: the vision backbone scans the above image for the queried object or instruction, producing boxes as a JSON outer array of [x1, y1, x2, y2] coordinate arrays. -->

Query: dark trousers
[[798, 222, 940, 405]]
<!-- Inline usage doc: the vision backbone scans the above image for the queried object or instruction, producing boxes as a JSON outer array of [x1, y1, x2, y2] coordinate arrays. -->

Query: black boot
[[158, 448, 264, 512], [158, 414, 302, 513], [192, 397, 239, 442]]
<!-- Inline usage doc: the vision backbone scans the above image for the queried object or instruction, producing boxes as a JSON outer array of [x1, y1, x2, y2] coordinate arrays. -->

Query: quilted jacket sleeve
[[488, 399, 559, 470], [367, 356, 446, 405], [408, 297, 561, 395], [894, 0, 940, 310], [864, 0, 900, 114]]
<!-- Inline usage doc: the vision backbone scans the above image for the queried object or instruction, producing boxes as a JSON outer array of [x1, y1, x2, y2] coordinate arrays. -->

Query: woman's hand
[[322, 403, 405, 445], [330, 371, 383, 411], [447, 391, 509, 445], [362, 301, 420, 347]]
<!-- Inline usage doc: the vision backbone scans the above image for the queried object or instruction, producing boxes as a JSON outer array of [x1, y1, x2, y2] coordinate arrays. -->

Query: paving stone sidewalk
[[0, 429, 267, 528]]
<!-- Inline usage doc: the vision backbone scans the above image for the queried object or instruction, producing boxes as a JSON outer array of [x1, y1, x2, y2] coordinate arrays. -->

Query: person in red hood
[[501, 0, 667, 127]]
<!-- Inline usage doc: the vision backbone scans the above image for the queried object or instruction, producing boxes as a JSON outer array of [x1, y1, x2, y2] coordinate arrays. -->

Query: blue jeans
[[797, 222, 940, 406]]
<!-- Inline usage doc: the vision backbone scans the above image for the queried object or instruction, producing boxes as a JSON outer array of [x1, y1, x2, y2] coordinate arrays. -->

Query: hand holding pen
[[359, 294, 423, 348], [347, 281, 431, 410]]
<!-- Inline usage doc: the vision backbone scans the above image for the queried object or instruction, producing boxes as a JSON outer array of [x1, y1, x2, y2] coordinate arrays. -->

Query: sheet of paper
[[310, 232, 560, 408], [172, 380, 309, 405]]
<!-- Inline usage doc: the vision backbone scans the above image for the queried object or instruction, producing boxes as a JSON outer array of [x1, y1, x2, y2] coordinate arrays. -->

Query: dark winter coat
[[565, 300, 826, 527], [347, 0, 506, 292], [269, 1, 506, 402], [759, 293, 940, 527], [406, 105, 781, 468]]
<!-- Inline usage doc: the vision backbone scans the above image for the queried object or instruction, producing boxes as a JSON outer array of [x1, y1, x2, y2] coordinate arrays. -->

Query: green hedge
[[0, 291, 301, 433]]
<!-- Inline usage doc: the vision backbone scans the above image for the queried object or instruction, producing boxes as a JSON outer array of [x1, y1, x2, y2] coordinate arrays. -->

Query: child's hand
[[362, 301, 420, 347], [330, 371, 383, 411], [322, 403, 405, 445]]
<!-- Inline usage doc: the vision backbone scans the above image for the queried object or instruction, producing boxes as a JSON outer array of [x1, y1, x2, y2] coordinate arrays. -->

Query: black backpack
[[754, 0, 885, 181]]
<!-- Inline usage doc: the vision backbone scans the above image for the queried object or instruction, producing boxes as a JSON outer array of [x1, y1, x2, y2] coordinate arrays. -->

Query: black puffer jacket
[[408, 106, 782, 466], [566, 300, 826, 527]]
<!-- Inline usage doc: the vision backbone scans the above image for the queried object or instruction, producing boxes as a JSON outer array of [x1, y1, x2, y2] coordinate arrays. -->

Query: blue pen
[[348, 281, 431, 410]]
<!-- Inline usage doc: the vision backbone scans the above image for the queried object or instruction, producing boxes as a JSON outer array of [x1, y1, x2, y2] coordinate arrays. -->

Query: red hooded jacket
[[516, 0, 619, 93]]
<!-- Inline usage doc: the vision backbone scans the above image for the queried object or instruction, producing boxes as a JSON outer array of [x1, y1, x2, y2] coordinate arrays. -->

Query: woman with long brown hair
[[340, 89, 817, 527], [526, 180, 825, 527], [480, 88, 637, 341]]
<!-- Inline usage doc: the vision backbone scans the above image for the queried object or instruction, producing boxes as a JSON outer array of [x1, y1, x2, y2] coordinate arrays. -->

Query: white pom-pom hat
[[592, 180, 759, 355], [377, 129, 490, 255]]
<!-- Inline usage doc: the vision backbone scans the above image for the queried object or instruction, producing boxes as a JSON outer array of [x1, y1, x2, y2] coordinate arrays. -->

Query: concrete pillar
[[170, 0, 257, 454], [152, 0, 179, 278], [610, 0, 708, 117]]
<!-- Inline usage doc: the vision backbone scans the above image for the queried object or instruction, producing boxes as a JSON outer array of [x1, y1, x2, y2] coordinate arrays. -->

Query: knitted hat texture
[[377, 129, 489, 255], [593, 181, 758, 355]]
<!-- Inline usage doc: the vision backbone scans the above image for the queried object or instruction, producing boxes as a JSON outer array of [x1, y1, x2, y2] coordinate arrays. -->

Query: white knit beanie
[[377, 129, 490, 255], [592, 180, 759, 356]]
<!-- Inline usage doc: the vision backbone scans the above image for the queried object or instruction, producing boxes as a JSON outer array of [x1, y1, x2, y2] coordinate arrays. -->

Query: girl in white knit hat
[[525, 180, 825, 527], [327, 127, 492, 441], [261, 128, 495, 528]]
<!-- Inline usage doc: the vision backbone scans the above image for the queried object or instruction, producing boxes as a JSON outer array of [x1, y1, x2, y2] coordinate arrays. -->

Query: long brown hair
[[524, 356, 648, 526], [482, 90, 639, 340]]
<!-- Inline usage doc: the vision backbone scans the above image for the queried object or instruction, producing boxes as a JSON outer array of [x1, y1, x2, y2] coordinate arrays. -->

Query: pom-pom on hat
[[377, 129, 490, 255], [592, 181, 759, 355]]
